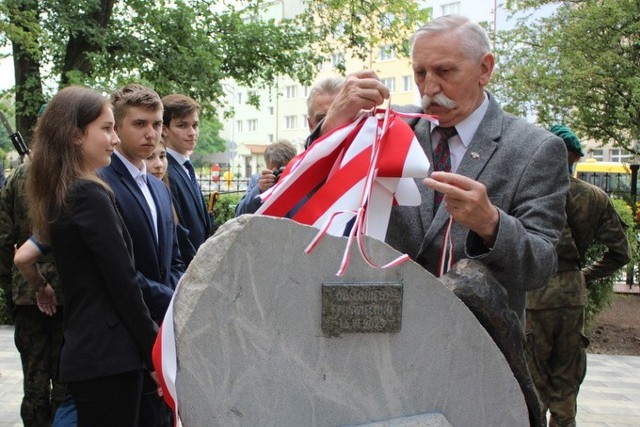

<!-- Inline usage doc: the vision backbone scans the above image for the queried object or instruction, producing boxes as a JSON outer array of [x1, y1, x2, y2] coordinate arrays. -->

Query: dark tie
[[184, 160, 202, 197], [433, 126, 457, 209]]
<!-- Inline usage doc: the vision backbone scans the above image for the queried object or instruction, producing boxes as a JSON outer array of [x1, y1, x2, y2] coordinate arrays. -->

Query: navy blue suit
[[100, 155, 184, 323], [166, 153, 212, 266]]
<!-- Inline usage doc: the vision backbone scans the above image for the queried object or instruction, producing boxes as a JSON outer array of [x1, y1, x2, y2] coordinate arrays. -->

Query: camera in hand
[[272, 166, 286, 182]]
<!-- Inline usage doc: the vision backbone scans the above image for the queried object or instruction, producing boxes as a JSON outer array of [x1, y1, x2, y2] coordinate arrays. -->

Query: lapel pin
[[471, 152, 480, 159]]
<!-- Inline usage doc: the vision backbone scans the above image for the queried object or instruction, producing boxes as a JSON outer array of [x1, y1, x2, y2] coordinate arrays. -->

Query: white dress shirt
[[114, 150, 158, 242]]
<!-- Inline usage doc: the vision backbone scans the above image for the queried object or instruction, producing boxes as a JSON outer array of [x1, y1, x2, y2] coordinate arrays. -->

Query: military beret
[[549, 124, 584, 156]]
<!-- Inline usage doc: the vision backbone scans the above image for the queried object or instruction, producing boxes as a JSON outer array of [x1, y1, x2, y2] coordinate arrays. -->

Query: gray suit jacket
[[387, 95, 568, 321]]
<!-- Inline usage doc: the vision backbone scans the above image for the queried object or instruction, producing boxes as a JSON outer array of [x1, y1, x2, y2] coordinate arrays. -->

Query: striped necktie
[[433, 127, 457, 209]]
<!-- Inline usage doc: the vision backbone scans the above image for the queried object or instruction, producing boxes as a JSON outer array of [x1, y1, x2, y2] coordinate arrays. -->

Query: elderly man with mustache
[[308, 14, 568, 327]]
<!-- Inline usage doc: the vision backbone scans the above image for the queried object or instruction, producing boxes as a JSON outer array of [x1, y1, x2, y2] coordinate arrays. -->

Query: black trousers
[[139, 372, 173, 427], [67, 370, 143, 427]]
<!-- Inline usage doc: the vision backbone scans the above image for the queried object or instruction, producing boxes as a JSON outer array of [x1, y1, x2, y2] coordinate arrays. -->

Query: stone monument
[[171, 215, 529, 426]]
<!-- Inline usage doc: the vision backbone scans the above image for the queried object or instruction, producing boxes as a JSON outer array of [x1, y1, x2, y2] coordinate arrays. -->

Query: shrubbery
[[212, 192, 243, 229]]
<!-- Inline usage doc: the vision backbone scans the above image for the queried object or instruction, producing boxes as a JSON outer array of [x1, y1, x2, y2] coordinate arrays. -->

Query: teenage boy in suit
[[162, 94, 213, 266], [100, 83, 184, 427]]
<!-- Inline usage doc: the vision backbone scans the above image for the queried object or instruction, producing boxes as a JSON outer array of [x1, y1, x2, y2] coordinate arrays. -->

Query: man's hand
[[425, 172, 500, 246], [320, 70, 390, 136], [150, 371, 164, 397], [35, 283, 57, 316], [258, 169, 277, 192]]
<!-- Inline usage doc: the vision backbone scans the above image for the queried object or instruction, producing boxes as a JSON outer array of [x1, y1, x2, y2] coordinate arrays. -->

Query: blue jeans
[[52, 394, 77, 427]]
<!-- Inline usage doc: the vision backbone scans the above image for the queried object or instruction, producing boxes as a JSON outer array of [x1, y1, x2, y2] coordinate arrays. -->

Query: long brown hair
[[26, 86, 110, 240]]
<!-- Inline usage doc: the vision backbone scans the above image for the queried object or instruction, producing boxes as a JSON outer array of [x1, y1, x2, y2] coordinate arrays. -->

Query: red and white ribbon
[[152, 280, 181, 426], [256, 107, 437, 275], [437, 215, 455, 277]]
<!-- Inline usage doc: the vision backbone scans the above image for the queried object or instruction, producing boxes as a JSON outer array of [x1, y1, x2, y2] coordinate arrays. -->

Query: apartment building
[[218, 0, 505, 178]]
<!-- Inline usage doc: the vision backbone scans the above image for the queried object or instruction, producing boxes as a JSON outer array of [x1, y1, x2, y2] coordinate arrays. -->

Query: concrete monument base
[[173, 216, 528, 426]]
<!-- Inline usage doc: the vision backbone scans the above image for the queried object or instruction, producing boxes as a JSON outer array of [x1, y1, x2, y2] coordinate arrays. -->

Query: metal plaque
[[321, 282, 403, 336]]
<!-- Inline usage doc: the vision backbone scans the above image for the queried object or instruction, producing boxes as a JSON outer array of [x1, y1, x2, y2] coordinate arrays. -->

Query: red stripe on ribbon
[[259, 107, 438, 274], [152, 285, 180, 425]]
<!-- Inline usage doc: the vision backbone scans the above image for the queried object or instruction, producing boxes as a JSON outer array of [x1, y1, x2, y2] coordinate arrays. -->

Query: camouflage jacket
[[527, 176, 631, 309], [0, 163, 63, 306]]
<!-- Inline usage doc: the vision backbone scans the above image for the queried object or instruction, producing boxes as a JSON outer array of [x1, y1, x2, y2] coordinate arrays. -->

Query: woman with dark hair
[[25, 86, 159, 426]]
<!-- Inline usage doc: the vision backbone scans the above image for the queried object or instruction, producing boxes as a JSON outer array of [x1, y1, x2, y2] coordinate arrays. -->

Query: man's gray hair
[[306, 76, 345, 116], [411, 14, 491, 62], [264, 139, 297, 169]]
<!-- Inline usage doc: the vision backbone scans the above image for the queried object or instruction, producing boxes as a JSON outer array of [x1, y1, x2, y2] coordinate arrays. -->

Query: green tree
[[490, 0, 640, 154], [196, 117, 226, 155], [0, 0, 320, 142], [0, 0, 427, 145], [304, 0, 430, 71]]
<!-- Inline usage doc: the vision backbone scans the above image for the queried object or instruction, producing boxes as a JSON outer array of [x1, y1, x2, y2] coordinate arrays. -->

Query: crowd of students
[[0, 68, 343, 426], [2, 85, 215, 426]]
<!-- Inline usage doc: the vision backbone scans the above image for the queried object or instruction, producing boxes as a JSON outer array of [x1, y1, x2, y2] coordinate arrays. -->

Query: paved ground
[[1, 325, 640, 426], [613, 282, 640, 294]]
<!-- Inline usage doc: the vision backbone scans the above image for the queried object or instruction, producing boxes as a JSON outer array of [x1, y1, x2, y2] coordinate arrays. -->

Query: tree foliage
[[490, 0, 640, 153], [197, 117, 226, 154], [0, 0, 321, 145], [303, 0, 430, 71], [0, 0, 427, 155]]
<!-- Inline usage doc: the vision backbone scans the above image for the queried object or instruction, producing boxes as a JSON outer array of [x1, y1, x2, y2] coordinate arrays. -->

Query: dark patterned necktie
[[183, 160, 198, 189], [183, 160, 203, 207], [433, 126, 457, 209]]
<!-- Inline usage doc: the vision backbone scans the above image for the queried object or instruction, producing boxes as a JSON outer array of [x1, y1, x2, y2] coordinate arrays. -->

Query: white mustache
[[422, 94, 456, 110]]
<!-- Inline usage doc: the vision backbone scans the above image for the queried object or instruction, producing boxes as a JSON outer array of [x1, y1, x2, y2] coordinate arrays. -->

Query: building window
[[610, 148, 631, 162], [331, 53, 345, 69], [589, 149, 604, 161], [236, 120, 243, 133], [381, 77, 395, 92], [285, 85, 297, 99], [284, 115, 297, 129], [268, 106, 274, 115], [303, 86, 309, 98], [268, 134, 274, 143], [247, 119, 258, 132], [441, 2, 461, 15], [380, 13, 395, 30], [402, 75, 413, 92], [378, 45, 396, 61], [236, 92, 243, 104]]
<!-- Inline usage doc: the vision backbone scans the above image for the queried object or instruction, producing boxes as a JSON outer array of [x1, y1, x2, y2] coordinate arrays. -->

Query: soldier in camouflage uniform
[[0, 162, 66, 427], [525, 125, 631, 427]]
